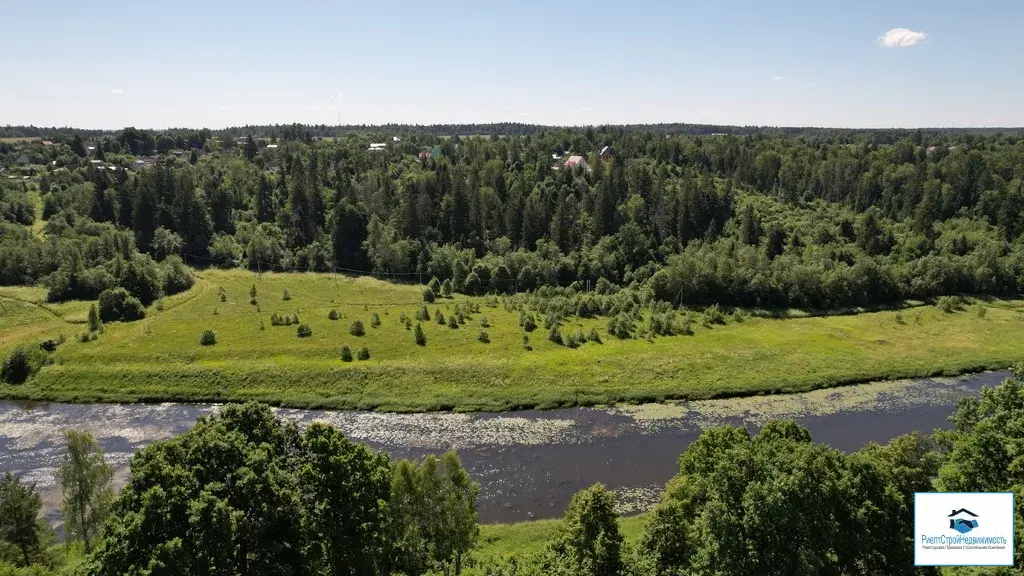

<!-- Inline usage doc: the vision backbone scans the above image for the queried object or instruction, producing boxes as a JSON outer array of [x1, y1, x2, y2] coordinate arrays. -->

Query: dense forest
[[3, 367, 1024, 575], [1, 124, 1023, 314]]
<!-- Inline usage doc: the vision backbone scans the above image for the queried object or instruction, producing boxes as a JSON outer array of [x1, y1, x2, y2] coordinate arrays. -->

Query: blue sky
[[2, 0, 1021, 129]]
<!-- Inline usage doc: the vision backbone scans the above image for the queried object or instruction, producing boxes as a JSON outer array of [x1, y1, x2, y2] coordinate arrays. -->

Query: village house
[[564, 155, 588, 171], [599, 146, 616, 161]]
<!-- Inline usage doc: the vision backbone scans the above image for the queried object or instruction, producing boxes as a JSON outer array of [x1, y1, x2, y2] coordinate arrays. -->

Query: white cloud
[[327, 106, 339, 112], [877, 28, 927, 48], [111, 88, 123, 94], [772, 76, 783, 81]]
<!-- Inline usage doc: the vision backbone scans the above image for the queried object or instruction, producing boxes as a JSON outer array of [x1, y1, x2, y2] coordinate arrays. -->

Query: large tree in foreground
[[0, 472, 45, 566], [88, 402, 394, 576], [56, 430, 113, 553]]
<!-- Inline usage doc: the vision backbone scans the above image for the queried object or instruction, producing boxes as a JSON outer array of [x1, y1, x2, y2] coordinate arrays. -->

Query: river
[[0, 370, 1010, 526]]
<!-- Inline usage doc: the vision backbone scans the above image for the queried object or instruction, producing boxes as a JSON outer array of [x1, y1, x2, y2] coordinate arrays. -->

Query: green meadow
[[0, 269, 1022, 411]]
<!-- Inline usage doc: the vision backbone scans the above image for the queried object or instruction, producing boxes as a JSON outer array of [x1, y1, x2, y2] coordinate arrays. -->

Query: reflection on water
[[0, 371, 1010, 525]]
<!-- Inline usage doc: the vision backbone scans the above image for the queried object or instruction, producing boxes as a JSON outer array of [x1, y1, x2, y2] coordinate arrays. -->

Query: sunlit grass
[[0, 269, 1021, 411]]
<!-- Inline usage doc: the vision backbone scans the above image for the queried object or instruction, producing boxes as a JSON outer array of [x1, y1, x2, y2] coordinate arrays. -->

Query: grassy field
[[473, 514, 646, 563], [0, 269, 1022, 411]]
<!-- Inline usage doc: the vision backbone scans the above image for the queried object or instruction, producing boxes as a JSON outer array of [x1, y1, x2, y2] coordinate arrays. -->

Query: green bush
[[282, 288, 292, 301], [548, 325, 563, 345], [97, 288, 146, 323], [416, 305, 430, 321], [414, 323, 426, 346], [249, 284, 258, 298], [88, 303, 101, 333], [448, 315, 459, 329], [478, 330, 490, 343], [565, 331, 581, 349], [79, 331, 92, 343], [480, 316, 490, 328], [328, 309, 339, 321], [340, 345, 353, 362], [162, 255, 194, 295], [370, 312, 381, 328], [357, 347, 370, 361], [522, 314, 537, 332], [427, 276, 441, 295], [423, 287, 436, 303], [349, 320, 365, 336], [937, 295, 964, 313], [200, 329, 216, 346], [522, 334, 532, 351], [1, 346, 46, 384], [296, 323, 313, 338], [587, 328, 602, 343], [249, 297, 258, 306], [399, 311, 408, 323], [441, 279, 453, 298], [702, 304, 726, 326], [436, 311, 446, 325], [405, 318, 412, 330]]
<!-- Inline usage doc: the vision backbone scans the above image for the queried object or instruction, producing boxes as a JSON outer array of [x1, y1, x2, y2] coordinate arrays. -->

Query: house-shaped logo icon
[[948, 509, 980, 533]]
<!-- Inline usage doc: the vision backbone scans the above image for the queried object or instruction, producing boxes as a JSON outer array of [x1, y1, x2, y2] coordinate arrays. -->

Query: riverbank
[[0, 271, 1022, 412], [0, 371, 1011, 525]]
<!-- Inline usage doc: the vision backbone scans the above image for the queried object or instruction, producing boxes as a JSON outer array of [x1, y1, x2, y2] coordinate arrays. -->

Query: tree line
[[1, 126, 1023, 313]]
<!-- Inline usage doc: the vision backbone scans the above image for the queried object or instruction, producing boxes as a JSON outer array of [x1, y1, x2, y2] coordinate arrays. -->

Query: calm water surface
[[0, 370, 1009, 526]]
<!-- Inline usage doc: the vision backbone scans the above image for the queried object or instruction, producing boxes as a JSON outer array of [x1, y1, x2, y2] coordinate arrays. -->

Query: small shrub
[[1, 346, 47, 384], [328, 309, 340, 321], [731, 310, 745, 323], [416, 305, 430, 321], [680, 317, 694, 335], [608, 315, 634, 339], [297, 323, 313, 338], [478, 330, 490, 343], [259, 319, 266, 331], [270, 313, 282, 326], [357, 347, 370, 361], [548, 325, 563, 345], [219, 292, 227, 303], [405, 318, 412, 330], [456, 312, 465, 325], [349, 320, 365, 336], [340, 345, 353, 362], [436, 311, 446, 325], [702, 304, 726, 326], [155, 300, 165, 312], [249, 284, 258, 298], [292, 314, 300, 325], [213, 307, 219, 315], [448, 315, 458, 329], [480, 316, 490, 328], [249, 297, 258, 306], [894, 312, 905, 325], [441, 279, 453, 298], [937, 295, 964, 313], [400, 311, 408, 323], [977, 306, 987, 319], [87, 304, 101, 333], [282, 288, 292, 301], [427, 277, 441, 295], [522, 315, 537, 332], [414, 323, 426, 346], [97, 288, 145, 323], [200, 329, 217, 346], [587, 328, 602, 343], [370, 312, 381, 328], [423, 287, 436, 303], [522, 334, 532, 351], [78, 331, 91, 343]]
